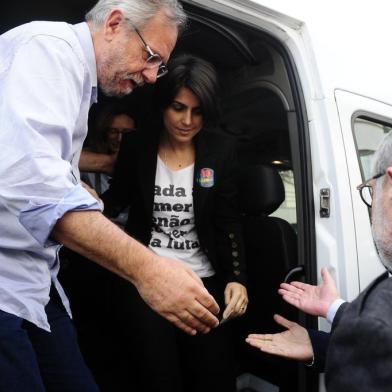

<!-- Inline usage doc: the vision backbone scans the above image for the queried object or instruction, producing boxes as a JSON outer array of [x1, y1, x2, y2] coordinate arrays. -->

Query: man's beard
[[97, 47, 144, 97], [98, 67, 143, 97], [371, 180, 392, 271]]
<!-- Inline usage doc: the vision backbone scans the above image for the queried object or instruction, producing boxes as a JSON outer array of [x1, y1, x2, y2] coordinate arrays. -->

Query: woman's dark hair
[[154, 54, 220, 125], [88, 102, 136, 153]]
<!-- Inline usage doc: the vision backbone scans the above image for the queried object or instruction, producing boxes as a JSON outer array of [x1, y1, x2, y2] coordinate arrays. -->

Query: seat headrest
[[238, 165, 285, 216]]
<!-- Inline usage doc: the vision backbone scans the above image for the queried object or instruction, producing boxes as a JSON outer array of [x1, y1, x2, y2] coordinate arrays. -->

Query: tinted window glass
[[353, 117, 392, 179]]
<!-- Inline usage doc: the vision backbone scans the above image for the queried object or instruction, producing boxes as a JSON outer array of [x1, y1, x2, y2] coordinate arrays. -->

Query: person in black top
[[103, 54, 248, 392]]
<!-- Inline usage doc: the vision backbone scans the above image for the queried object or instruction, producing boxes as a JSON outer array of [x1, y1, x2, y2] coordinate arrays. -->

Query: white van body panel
[[184, 1, 392, 390], [186, 0, 392, 297]]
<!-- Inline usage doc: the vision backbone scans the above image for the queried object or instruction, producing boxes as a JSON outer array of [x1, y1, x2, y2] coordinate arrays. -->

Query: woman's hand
[[222, 282, 248, 320]]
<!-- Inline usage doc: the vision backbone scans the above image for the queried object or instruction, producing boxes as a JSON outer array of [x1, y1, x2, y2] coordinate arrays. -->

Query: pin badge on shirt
[[198, 168, 214, 188]]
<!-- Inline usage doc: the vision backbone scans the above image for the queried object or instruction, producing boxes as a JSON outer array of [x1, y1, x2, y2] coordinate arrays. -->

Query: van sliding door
[[335, 89, 392, 292]]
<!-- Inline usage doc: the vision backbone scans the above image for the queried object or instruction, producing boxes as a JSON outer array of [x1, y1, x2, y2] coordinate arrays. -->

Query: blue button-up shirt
[[0, 21, 102, 331]]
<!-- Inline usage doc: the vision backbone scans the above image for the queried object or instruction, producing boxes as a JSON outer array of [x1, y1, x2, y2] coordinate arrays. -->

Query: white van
[[176, 1, 392, 391], [5, 0, 392, 391]]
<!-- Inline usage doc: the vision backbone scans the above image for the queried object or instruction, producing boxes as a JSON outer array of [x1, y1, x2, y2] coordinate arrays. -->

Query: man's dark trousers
[[0, 286, 99, 391]]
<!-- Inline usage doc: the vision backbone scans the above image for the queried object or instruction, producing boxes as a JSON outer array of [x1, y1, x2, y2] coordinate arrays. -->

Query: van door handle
[[320, 188, 330, 217], [284, 265, 305, 283]]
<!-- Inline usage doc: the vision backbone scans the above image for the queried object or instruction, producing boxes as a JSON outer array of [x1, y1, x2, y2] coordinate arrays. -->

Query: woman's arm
[[213, 138, 247, 285], [212, 136, 248, 319]]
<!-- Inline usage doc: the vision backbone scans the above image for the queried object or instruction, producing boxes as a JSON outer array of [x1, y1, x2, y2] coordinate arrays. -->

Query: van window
[[271, 169, 297, 225], [353, 117, 392, 179]]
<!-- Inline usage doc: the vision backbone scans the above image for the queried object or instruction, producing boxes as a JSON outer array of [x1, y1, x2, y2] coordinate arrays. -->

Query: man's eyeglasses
[[357, 172, 384, 208], [107, 127, 135, 136], [133, 27, 168, 79]]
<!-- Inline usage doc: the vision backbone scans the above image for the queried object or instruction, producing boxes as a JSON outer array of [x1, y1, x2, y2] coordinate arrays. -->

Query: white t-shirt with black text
[[149, 156, 215, 278]]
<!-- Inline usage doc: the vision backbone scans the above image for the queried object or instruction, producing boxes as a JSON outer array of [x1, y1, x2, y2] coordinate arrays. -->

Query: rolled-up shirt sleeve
[[20, 184, 101, 247], [0, 31, 101, 247]]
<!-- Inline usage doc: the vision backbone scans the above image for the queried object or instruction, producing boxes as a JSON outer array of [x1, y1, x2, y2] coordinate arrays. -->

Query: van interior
[[2, 1, 318, 391]]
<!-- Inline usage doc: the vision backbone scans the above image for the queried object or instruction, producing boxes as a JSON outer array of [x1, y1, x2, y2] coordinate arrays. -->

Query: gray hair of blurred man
[[371, 130, 392, 271], [372, 130, 392, 177], [85, 0, 187, 33]]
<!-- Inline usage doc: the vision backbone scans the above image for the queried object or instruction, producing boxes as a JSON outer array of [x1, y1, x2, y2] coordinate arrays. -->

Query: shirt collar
[[71, 22, 98, 95]]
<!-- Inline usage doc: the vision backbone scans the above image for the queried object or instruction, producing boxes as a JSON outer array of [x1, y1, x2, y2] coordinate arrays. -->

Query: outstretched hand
[[53, 211, 219, 337], [246, 314, 313, 361], [279, 267, 340, 317]]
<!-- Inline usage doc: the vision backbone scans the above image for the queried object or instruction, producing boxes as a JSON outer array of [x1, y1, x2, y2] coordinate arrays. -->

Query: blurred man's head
[[86, 0, 186, 97], [370, 131, 392, 271], [89, 103, 136, 154], [106, 113, 135, 153]]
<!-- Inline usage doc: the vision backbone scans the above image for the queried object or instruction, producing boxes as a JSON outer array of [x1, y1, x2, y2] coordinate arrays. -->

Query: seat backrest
[[238, 164, 298, 332]]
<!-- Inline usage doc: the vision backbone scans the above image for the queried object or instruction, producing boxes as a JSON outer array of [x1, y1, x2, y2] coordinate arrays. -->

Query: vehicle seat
[[235, 164, 299, 389], [238, 164, 298, 330]]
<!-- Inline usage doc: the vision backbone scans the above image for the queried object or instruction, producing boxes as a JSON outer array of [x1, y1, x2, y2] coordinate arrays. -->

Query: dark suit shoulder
[[357, 274, 392, 324], [330, 274, 392, 342], [326, 313, 392, 391], [326, 273, 392, 390]]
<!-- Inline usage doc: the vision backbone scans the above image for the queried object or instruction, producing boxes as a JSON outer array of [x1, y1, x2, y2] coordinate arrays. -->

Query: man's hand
[[246, 314, 313, 361], [53, 211, 219, 336], [134, 255, 220, 335], [278, 267, 340, 318], [222, 282, 248, 320]]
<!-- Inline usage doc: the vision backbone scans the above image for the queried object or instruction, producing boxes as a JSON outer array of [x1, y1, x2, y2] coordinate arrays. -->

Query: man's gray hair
[[371, 130, 392, 272], [372, 130, 392, 177], [86, 0, 187, 32]]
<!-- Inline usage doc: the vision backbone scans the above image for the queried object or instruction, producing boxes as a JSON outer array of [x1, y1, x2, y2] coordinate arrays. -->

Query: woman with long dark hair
[[103, 54, 247, 392]]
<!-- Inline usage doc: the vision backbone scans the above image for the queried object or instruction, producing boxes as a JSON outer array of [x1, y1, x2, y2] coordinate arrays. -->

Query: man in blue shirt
[[0, 1, 220, 390]]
